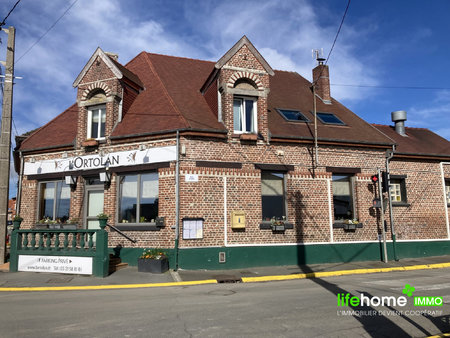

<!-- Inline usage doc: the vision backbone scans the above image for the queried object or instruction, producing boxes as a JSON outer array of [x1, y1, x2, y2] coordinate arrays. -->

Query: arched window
[[232, 78, 258, 133]]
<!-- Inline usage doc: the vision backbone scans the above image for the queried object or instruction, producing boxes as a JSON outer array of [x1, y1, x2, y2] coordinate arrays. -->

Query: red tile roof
[[19, 104, 77, 151], [19, 52, 403, 151], [372, 124, 450, 158]]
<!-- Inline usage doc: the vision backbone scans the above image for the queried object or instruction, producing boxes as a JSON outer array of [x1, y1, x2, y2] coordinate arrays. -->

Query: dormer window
[[87, 105, 106, 139], [233, 97, 257, 133]]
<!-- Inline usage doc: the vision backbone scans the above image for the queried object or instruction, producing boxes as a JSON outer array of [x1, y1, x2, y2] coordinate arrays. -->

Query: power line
[[313, 0, 351, 87], [16, 0, 78, 64], [0, 0, 21, 27]]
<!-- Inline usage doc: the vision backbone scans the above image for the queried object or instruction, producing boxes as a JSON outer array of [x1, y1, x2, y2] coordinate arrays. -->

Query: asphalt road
[[1, 268, 449, 337]]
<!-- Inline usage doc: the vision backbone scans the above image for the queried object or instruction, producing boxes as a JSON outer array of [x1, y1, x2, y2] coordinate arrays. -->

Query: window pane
[[317, 112, 344, 125], [332, 175, 353, 220], [120, 175, 138, 223], [261, 172, 285, 219], [91, 110, 99, 139], [40, 182, 55, 219], [245, 100, 254, 132], [390, 180, 403, 202], [100, 108, 106, 137], [446, 183, 450, 204], [140, 173, 158, 222], [278, 109, 308, 122], [233, 99, 242, 131], [55, 182, 70, 222]]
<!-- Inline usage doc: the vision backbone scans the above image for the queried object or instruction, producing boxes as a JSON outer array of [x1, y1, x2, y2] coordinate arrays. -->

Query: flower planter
[[138, 257, 169, 273], [272, 224, 285, 231]]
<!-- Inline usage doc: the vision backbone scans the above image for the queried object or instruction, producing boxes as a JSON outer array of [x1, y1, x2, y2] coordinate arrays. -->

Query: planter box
[[137, 257, 169, 273]]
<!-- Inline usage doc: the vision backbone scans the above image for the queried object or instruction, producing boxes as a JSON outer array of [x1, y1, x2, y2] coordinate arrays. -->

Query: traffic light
[[381, 171, 389, 192], [371, 174, 379, 184]]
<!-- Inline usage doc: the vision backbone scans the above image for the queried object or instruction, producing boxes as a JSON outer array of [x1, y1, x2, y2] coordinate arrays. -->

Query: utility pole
[[0, 26, 15, 264]]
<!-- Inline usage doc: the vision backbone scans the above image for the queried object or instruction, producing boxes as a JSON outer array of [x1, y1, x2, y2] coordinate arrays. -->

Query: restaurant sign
[[24, 146, 176, 175], [18, 255, 93, 275]]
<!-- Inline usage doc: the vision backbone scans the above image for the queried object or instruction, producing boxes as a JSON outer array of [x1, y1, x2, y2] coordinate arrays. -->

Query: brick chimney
[[312, 58, 331, 103]]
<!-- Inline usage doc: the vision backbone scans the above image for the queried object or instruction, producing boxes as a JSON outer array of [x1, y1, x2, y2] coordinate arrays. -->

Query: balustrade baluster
[[30, 233, 36, 249], [80, 232, 85, 249], [23, 232, 29, 250], [64, 232, 69, 249], [88, 232, 94, 250], [46, 232, 51, 249], [39, 233, 44, 249], [72, 232, 77, 250], [54, 232, 60, 250]]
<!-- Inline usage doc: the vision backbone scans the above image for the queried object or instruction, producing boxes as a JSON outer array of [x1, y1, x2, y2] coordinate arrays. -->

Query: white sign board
[[24, 146, 176, 176], [185, 174, 199, 182], [18, 255, 93, 275]]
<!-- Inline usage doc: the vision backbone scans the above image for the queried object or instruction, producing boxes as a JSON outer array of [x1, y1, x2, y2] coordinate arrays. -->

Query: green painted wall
[[110, 240, 450, 270]]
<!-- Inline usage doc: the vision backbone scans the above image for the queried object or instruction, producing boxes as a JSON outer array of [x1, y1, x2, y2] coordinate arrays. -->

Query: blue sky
[[1, 0, 450, 197]]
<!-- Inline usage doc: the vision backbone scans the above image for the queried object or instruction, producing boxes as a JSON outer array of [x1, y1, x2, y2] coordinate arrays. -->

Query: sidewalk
[[1, 255, 450, 291]]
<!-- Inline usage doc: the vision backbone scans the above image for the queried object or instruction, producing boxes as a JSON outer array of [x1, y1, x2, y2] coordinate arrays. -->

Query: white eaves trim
[[73, 47, 123, 87]]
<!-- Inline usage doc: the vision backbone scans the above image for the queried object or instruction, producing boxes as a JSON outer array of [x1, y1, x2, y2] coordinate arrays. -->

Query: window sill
[[392, 202, 410, 207], [259, 221, 293, 230], [113, 223, 164, 231], [333, 222, 363, 229], [81, 139, 99, 147], [239, 133, 258, 141]]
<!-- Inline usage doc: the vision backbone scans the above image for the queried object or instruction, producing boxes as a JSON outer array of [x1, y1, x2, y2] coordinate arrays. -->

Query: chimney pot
[[391, 110, 407, 136]]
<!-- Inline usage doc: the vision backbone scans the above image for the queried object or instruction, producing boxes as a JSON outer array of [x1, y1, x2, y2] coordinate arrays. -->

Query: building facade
[[14, 36, 450, 269]]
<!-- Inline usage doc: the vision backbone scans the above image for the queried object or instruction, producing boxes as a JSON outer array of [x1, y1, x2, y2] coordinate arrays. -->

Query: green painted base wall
[[110, 240, 450, 270]]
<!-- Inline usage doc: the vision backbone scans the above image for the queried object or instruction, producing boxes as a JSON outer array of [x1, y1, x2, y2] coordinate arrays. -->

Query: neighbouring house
[[13, 36, 450, 269]]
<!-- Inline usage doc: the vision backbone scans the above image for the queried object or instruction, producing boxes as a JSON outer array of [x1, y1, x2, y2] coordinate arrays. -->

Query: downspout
[[174, 130, 180, 270], [16, 151, 24, 215], [312, 85, 319, 168], [385, 146, 398, 261]]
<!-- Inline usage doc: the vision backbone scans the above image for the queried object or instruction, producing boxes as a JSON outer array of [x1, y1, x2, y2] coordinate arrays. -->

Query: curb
[[1, 262, 450, 292], [241, 262, 450, 283]]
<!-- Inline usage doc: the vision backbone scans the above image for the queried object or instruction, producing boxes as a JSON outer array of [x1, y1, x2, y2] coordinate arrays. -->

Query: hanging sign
[[24, 145, 176, 175]]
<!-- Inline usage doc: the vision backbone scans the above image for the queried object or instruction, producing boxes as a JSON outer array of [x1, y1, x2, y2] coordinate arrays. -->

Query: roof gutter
[[109, 128, 228, 141], [270, 134, 393, 148]]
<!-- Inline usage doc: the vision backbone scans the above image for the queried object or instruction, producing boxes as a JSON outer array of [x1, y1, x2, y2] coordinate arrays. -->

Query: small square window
[[276, 109, 309, 122], [316, 112, 345, 125], [390, 178, 407, 204]]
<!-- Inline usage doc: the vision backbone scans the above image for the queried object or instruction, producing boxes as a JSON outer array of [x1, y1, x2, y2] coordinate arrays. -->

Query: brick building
[[13, 36, 450, 269]]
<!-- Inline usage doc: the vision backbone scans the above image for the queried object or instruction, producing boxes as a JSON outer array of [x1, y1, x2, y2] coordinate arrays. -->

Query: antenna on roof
[[312, 49, 325, 65]]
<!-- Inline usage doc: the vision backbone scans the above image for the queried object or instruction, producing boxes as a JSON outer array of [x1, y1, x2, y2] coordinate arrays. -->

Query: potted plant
[[137, 248, 169, 273], [12, 215, 23, 230], [97, 213, 109, 229], [271, 216, 286, 231]]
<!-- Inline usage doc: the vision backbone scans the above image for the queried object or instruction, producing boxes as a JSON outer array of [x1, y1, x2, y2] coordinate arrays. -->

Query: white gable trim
[[73, 47, 123, 88]]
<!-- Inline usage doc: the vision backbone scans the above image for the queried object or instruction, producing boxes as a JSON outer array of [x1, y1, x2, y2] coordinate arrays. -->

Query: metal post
[[378, 168, 388, 263], [0, 26, 15, 264], [385, 148, 398, 261], [174, 130, 180, 270]]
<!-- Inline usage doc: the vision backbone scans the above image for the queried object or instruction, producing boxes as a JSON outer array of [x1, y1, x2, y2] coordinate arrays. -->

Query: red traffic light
[[371, 174, 379, 183]]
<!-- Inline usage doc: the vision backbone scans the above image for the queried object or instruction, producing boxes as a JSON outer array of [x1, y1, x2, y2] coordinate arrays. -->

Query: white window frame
[[233, 97, 257, 134], [87, 105, 106, 140], [38, 180, 71, 221], [390, 182, 402, 202], [445, 180, 450, 205]]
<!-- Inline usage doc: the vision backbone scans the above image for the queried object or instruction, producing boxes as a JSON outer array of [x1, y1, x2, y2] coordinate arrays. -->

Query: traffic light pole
[[385, 149, 398, 261], [0, 26, 15, 264], [378, 168, 388, 263]]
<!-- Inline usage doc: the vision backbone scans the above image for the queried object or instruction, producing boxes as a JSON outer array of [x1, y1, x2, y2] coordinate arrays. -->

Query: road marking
[[0, 279, 218, 292], [241, 263, 450, 283], [1, 262, 450, 292]]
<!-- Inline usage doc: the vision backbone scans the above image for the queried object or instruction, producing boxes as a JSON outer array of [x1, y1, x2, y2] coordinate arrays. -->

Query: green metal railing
[[9, 223, 109, 277]]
